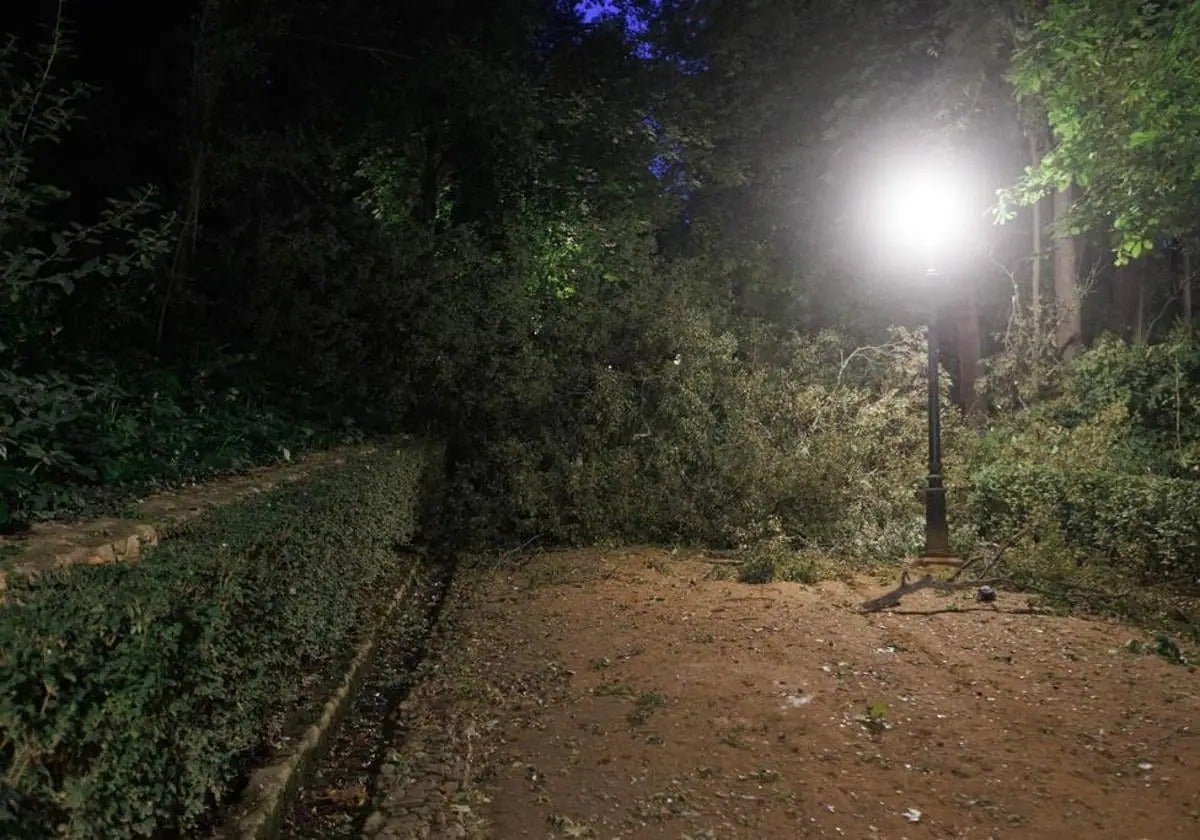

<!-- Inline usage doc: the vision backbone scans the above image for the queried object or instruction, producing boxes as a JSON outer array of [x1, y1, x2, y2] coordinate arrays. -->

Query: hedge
[[972, 462, 1200, 581], [0, 443, 440, 838]]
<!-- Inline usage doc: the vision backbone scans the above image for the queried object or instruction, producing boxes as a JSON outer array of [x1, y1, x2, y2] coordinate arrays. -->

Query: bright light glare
[[874, 163, 972, 269]]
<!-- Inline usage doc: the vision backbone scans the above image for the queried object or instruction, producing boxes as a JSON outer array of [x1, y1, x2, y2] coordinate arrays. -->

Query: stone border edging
[[214, 563, 422, 840], [0, 446, 374, 594], [0, 521, 162, 594]]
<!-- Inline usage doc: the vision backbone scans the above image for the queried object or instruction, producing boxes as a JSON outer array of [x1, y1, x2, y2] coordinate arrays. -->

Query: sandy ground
[[360, 546, 1200, 839]]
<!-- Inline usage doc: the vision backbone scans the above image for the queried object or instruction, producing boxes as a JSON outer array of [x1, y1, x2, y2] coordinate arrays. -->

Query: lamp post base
[[907, 555, 962, 569], [923, 479, 951, 558]]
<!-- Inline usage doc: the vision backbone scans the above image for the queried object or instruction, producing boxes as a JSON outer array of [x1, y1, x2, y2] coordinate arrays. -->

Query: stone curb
[[0, 521, 162, 594], [214, 564, 422, 840], [0, 446, 373, 594]]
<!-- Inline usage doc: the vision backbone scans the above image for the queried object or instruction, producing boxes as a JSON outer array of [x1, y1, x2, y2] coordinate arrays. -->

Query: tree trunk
[[1184, 248, 1193, 326], [1028, 134, 1044, 348], [1052, 185, 1081, 358], [159, 147, 204, 343], [1027, 131, 1050, 394], [952, 276, 982, 420], [1133, 266, 1146, 343], [1111, 261, 1140, 336], [158, 0, 219, 343], [420, 127, 441, 227]]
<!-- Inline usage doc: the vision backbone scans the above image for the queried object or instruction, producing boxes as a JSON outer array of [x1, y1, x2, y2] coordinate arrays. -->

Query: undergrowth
[[968, 328, 1200, 650], [0, 358, 359, 532]]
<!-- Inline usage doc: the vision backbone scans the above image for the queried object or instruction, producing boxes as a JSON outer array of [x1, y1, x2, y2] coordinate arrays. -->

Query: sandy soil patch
[[363, 546, 1200, 839]]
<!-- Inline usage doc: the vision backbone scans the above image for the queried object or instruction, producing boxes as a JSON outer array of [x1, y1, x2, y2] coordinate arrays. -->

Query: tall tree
[[1051, 184, 1081, 355], [1000, 0, 1200, 335]]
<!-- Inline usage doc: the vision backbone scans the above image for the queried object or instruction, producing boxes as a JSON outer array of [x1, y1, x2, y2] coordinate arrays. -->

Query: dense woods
[[2, 0, 1198, 567]]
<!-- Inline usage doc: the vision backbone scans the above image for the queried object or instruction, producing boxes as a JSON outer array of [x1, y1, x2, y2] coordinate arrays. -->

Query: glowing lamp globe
[[874, 164, 971, 271]]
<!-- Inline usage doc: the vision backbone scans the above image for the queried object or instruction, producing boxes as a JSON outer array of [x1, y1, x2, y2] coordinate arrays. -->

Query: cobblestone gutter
[[215, 564, 425, 840], [280, 563, 467, 839], [279, 563, 572, 840]]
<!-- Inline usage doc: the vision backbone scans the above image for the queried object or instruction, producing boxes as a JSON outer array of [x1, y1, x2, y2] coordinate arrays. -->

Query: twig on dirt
[[860, 572, 942, 612], [946, 529, 1026, 583], [497, 535, 540, 562], [860, 572, 1010, 613], [888, 605, 1048, 617], [692, 556, 744, 566]]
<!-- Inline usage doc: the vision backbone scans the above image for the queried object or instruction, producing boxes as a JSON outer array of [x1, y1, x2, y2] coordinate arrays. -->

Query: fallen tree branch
[[691, 556, 744, 566], [860, 572, 947, 612], [860, 572, 1009, 613]]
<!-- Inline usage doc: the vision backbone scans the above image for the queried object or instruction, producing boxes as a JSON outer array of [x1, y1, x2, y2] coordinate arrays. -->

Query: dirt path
[[348, 547, 1200, 839]]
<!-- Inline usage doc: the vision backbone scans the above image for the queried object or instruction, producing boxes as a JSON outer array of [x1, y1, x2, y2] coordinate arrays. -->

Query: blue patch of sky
[[574, 1, 706, 70], [574, 1, 699, 198], [574, 1, 654, 58], [575, 1, 645, 28]]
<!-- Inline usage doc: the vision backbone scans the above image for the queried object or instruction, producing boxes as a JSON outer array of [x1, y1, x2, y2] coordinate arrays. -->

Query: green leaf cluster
[[479, 309, 961, 562], [973, 462, 1200, 582], [1001, 0, 1200, 262], [0, 359, 353, 532], [0, 27, 171, 363]]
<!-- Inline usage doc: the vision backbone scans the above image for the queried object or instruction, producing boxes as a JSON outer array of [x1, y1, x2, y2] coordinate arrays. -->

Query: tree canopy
[[1000, 0, 1200, 263], [1, 0, 1197, 552]]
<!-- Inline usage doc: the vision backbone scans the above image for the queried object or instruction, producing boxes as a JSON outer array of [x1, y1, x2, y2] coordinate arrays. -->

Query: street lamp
[[875, 164, 970, 561]]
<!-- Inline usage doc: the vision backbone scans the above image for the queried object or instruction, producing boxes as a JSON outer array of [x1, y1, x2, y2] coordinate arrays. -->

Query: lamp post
[[922, 266, 951, 558], [875, 162, 967, 563]]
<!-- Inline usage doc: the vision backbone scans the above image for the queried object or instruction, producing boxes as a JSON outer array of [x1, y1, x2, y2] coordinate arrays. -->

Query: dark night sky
[[2, 3, 191, 218]]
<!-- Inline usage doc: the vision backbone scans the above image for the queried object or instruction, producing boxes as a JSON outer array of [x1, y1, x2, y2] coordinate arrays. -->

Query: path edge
[[214, 562, 423, 840]]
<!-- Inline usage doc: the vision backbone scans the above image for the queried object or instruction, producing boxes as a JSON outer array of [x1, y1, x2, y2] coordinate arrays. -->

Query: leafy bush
[[0, 354, 357, 531], [736, 531, 822, 584], [972, 462, 1200, 582], [1053, 330, 1200, 476], [0, 21, 269, 533], [0, 443, 439, 838], [0, 370, 119, 527], [969, 330, 1200, 583], [478, 280, 958, 561], [0, 23, 170, 364], [979, 328, 1200, 478]]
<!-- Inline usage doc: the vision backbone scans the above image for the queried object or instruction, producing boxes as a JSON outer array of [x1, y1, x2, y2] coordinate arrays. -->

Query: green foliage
[[0, 358, 351, 532], [979, 329, 1200, 479], [999, 0, 1200, 263], [736, 534, 821, 585], [973, 462, 1200, 582], [0, 18, 264, 532], [0, 0, 980, 571], [0, 369, 116, 528], [974, 513, 1200, 650], [1054, 330, 1200, 474], [0, 444, 438, 838], [0, 21, 171, 363], [478, 303, 957, 562], [970, 330, 1200, 582]]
